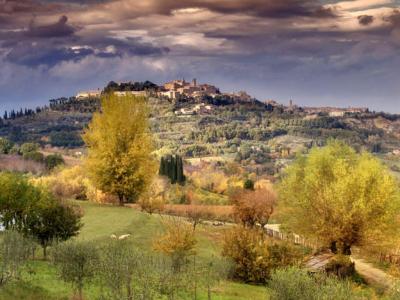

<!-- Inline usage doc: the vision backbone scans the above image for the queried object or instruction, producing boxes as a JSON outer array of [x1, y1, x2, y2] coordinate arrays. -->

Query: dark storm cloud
[[6, 42, 93, 66], [385, 9, 400, 27], [27, 15, 76, 38], [152, 0, 336, 18], [4, 32, 169, 67], [358, 15, 374, 26], [0, 0, 62, 15], [0, 0, 400, 112]]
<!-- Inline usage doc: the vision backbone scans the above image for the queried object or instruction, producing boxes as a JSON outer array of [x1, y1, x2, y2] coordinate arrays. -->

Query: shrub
[[153, 219, 197, 272], [0, 231, 36, 286], [0, 138, 13, 154], [222, 227, 303, 283], [44, 154, 64, 170], [268, 267, 357, 300], [184, 204, 213, 230], [20, 143, 39, 156], [268, 267, 317, 300], [243, 178, 254, 190], [98, 239, 140, 300], [222, 227, 270, 283], [8, 145, 20, 155], [23, 151, 44, 163], [138, 177, 167, 214], [32, 166, 87, 199], [325, 255, 355, 278], [53, 241, 99, 300]]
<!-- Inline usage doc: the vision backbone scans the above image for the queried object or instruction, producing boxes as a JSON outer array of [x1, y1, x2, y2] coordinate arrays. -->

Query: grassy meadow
[[0, 200, 267, 300]]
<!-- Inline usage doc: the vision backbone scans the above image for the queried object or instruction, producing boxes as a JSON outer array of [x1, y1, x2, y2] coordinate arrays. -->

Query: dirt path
[[351, 257, 394, 288]]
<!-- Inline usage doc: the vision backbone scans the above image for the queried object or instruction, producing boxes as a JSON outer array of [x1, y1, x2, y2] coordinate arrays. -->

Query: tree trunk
[[43, 245, 47, 260], [118, 194, 124, 206]]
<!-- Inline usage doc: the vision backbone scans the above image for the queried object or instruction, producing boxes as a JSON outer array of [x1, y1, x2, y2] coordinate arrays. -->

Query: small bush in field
[[243, 178, 254, 190], [0, 138, 13, 154], [153, 219, 197, 272], [268, 267, 357, 300], [52, 241, 99, 300], [222, 227, 303, 283], [0, 231, 36, 286], [325, 254, 355, 278], [98, 239, 140, 300], [268, 267, 317, 300], [184, 204, 213, 230], [222, 227, 270, 283], [44, 154, 64, 170], [20, 143, 39, 156], [23, 151, 44, 163]]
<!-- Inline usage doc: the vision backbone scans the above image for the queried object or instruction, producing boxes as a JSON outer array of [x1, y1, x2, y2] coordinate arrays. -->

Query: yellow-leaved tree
[[82, 94, 156, 205], [279, 140, 400, 255]]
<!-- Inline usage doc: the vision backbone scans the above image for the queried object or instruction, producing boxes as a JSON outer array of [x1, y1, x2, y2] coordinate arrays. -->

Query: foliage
[[0, 231, 36, 286], [268, 267, 360, 300], [0, 172, 81, 258], [98, 239, 141, 300], [0, 172, 44, 231], [83, 93, 156, 205], [49, 131, 83, 147], [22, 151, 44, 163], [159, 154, 186, 185], [138, 177, 167, 214], [184, 204, 213, 231], [243, 178, 254, 190], [44, 154, 64, 170], [153, 219, 197, 272], [325, 255, 355, 278], [31, 165, 87, 200], [0, 138, 13, 154], [279, 140, 400, 255], [26, 202, 82, 258], [20, 143, 39, 156], [190, 164, 230, 195], [222, 227, 303, 283], [231, 188, 276, 228], [52, 241, 99, 300]]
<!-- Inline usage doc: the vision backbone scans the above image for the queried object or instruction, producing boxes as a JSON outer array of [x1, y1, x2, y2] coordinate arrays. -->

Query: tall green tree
[[279, 140, 400, 255], [83, 94, 156, 205], [159, 154, 185, 185]]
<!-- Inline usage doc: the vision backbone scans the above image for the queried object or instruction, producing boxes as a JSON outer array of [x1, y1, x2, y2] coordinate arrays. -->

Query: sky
[[0, 0, 399, 113]]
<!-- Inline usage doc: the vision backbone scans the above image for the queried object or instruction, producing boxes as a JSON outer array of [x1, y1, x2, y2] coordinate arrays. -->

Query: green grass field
[[0, 201, 267, 300]]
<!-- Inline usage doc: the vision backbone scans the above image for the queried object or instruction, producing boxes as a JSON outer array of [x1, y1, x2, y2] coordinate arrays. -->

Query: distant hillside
[[0, 80, 399, 176]]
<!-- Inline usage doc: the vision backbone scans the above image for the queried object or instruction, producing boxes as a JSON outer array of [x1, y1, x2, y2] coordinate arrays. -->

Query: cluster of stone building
[[76, 78, 255, 103], [158, 78, 220, 100]]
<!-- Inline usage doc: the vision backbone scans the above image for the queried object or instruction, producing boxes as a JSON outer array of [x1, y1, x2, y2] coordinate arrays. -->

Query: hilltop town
[[74, 78, 370, 117]]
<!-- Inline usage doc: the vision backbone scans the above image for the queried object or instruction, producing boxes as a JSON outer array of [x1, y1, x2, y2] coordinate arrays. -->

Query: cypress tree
[[159, 156, 166, 176], [159, 154, 185, 185]]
